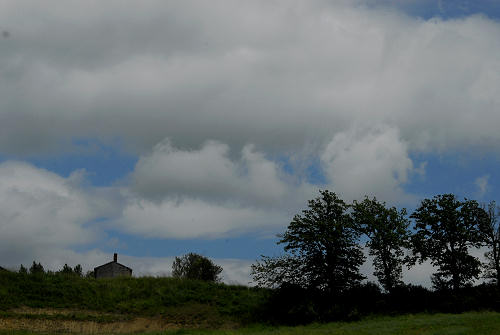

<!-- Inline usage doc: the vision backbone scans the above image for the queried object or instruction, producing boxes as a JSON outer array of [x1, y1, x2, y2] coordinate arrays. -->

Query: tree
[[352, 197, 411, 293], [74, 264, 83, 277], [252, 190, 365, 293], [250, 254, 307, 289], [410, 194, 489, 291], [29, 261, 44, 275], [172, 253, 223, 282], [19, 264, 28, 274], [482, 201, 500, 287], [57, 264, 83, 277], [59, 264, 73, 275]]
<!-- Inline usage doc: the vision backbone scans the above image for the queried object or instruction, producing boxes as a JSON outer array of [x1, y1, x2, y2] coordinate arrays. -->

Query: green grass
[[0, 310, 132, 323], [151, 312, 500, 335], [0, 312, 499, 335], [0, 271, 268, 325]]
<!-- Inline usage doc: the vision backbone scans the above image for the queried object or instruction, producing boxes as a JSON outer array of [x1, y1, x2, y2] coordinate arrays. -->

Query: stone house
[[94, 253, 132, 279]]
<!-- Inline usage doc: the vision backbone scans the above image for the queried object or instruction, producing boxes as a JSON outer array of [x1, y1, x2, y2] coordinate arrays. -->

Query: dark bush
[[261, 283, 319, 325]]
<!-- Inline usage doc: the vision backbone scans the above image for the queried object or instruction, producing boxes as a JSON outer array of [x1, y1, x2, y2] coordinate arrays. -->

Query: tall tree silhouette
[[411, 194, 488, 291], [352, 197, 411, 292], [252, 190, 365, 293], [482, 201, 500, 287]]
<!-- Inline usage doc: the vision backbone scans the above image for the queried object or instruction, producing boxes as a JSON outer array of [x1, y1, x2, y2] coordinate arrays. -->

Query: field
[[2, 271, 500, 334], [0, 312, 499, 334]]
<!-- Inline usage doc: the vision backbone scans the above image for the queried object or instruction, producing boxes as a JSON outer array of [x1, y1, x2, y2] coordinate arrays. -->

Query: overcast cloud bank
[[0, 1, 499, 155]]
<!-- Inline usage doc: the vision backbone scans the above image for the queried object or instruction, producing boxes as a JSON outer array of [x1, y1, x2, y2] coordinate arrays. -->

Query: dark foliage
[[29, 261, 44, 275], [57, 264, 83, 277], [260, 281, 500, 325], [386, 284, 434, 313], [250, 254, 306, 289], [260, 283, 319, 325], [18, 264, 28, 274]]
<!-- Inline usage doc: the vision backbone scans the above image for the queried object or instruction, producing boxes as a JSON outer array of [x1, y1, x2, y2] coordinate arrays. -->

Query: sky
[[1, 0, 500, 287]]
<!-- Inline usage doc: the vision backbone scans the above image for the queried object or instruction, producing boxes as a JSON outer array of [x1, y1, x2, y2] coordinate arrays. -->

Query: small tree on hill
[[74, 264, 83, 277], [29, 261, 44, 275], [59, 264, 74, 275], [172, 253, 223, 282], [57, 264, 83, 277]]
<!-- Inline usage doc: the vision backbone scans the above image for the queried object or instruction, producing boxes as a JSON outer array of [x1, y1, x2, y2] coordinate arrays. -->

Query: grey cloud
[[0, 1, 499, 155], [131, 139, 315, 208]]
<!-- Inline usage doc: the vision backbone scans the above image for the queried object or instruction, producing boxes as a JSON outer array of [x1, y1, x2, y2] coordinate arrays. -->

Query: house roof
[[94, 261, 132, 272]]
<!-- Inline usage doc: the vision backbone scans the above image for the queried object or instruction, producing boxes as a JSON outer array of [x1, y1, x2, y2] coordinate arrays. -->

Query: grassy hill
[[2, 270, 500, 333], [0, 271, 268, 327]]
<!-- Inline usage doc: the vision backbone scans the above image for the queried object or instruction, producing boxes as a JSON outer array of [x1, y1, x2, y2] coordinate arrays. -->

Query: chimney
[[113, 253, 117, 262]]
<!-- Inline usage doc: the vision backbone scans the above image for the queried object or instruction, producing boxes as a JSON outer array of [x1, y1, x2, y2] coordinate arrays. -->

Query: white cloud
[[0, 161, 118, 266], [116, 139, 319, 239], [131, 139, 300, 207], [118, 196, 288, 239], [474, 174, 490, 198], [321, 125, 416, 203]]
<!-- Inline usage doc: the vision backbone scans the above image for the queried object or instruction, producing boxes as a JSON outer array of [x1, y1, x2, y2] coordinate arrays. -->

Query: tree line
[[17, 261, 87, 277], [251, 190, 500, 293], [13, 254, 224, 283]]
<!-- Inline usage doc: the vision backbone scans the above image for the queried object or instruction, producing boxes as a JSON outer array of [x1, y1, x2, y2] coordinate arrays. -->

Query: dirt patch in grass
[[0, 306, 239, 333], [0, 317, 182, 333], [10, 306, 120, 317]]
